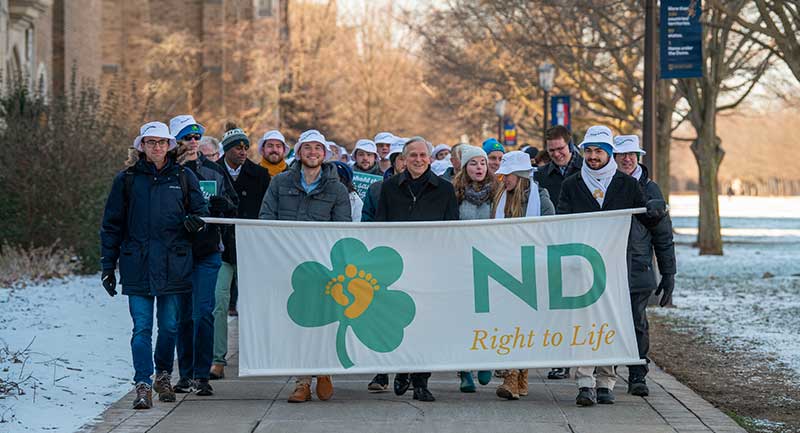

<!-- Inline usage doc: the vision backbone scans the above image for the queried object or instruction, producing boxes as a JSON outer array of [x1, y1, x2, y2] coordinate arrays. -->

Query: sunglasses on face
[[181, 134, 202, 142]]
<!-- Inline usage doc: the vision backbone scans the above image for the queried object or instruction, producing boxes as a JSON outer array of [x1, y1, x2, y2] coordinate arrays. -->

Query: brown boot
[[209, 364, 225, 380], [496, 369, 520, 400], [316, 375, 334, 401], [288, 383, 312, 403], [518, 369, 529, 396], [132, 382, 153, 409]]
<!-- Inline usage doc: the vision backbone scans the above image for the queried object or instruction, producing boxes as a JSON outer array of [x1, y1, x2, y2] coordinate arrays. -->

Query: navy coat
[[100, 157, 209, 296]]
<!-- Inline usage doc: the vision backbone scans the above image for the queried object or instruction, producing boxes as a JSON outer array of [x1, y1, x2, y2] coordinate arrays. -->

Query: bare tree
[[675, 1, 773, 255]]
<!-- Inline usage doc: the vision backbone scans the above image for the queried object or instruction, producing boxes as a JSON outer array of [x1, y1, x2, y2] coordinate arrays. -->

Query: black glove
[[208, 195, 233, 216], [102, 269, 117, 297], [655, 274, 675, 307], [184, 214, 206, 233], [645, 199, 667, 219]]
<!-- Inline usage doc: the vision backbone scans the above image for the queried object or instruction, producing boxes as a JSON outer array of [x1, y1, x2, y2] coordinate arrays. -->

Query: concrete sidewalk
[[82, 319, 745, 433]]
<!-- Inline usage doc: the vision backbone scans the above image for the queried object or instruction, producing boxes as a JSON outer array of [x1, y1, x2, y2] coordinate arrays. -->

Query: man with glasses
[[100, 121, 208, 409], [169, 115, 238, 397], [199, 136, 222, 162], [533, 125, 583, 381]]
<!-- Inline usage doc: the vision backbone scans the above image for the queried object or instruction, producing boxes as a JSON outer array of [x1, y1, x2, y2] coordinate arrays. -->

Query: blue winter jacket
[[100, 157, 209, 296]]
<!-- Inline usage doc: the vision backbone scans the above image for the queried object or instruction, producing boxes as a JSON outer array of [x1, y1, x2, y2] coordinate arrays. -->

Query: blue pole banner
[[551, 95, 571, 130], [660, 0, 703, 79]]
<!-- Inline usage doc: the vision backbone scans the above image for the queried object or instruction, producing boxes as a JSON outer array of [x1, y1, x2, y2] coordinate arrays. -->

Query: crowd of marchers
[[99, 117, 675, 410]]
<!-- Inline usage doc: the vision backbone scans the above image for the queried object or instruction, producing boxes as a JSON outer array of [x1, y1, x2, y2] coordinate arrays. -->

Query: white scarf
[[494, 172, 541, 219], [581, 158, 618, 207], [631, 164, 643, 181]]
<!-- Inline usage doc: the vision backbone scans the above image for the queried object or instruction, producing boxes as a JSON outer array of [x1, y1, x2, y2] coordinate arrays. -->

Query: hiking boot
[[154, 371, 176, 402], [394, 373, 411, 396], [477, 370, 492, 385], [458, 371, 476, 393], [288, 383, 311, 403], [496, 369, 520, 400], [597, 387, 615, 404], [316, 376, 334, 401], [132, 382, 153, 409], [518, 369, 529, 396], [209, 364, 225, 380], [547, 367, 570, 379], [368, 374, 389, 392], [576, 387, 597, 406], [412, 386, 435, 402], [195, 379, 213, 396], [494, 369, 508, 378], [174, 377, 194, 393], [628, 378, 649, 397]]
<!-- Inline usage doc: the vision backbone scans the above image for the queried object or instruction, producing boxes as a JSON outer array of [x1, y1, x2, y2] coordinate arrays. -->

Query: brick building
[[0, 0, 280, 127]]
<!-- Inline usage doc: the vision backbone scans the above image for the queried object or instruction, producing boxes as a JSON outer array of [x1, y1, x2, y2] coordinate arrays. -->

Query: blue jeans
[[128, 294, 181, 385], [177, 252, 221, 380]]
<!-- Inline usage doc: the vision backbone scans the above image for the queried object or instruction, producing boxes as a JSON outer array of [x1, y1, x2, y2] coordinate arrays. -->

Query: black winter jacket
[[375, 168, 459, 222], [627, 165, 676, 292], [218, 158, 270, 263], [534, 152, 583, 205], [100, 157, 208, 296], [183, 156, 239, 258]]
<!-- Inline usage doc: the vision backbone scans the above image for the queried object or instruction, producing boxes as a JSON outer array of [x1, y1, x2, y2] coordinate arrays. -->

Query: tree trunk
[[655, 79, 673, 201], [690, 116, 724, 255], [278, 0, 291, 129]]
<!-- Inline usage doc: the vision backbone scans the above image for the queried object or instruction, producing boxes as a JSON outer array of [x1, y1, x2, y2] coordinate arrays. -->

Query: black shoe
[[368, 374, 389, 392], [547, 367, 570, 380], [394, 374, 410, 396], [597, 387, 615, 404], [174, 377, 194, 393], [576, 387, 596, 406], [628, 378, 649, 396], [195, 379, 213, 396], [412, 386, 435, 402]]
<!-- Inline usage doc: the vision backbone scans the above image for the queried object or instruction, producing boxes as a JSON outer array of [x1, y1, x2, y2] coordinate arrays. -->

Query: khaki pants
[[575, 365, 616, 389]]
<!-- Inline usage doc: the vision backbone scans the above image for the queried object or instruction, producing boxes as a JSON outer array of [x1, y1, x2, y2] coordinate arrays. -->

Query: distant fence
[[672, 177, 800, 196]]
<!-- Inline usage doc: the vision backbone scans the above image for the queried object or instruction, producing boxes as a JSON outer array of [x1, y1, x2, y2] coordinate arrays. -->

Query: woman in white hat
[[491, 150, 555, 401]]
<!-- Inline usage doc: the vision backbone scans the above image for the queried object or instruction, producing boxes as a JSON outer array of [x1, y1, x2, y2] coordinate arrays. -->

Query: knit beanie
[[221, 122, 250, 153], [458, 145, 488, 169], [482, 138, 505, 155]]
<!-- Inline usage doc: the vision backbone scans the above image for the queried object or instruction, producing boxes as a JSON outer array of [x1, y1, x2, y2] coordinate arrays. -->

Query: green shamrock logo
[[287, 238, 415, 368]]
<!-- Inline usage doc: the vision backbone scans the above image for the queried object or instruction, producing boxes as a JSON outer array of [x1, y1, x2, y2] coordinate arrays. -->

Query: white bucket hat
[[293, 129, 331, 159], [352, 139, 379, 158], [388, 137, 406, 158], [579, 125, 615, 156], [133, 121, 177, 152], [613, 135, 646, 154], [495, 150, 534, 176], [168, 115, 205, 140], [374, 131, 395, 144], [258, 130, 288, 154], [432, 143, 452, 160]]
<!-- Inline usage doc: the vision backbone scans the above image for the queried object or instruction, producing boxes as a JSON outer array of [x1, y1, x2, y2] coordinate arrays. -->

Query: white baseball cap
[[258, 130, 288, 154], [495, 150, 534, 176], [133, 121, 177, 152], [352, 139, 379, 158], [613, 135, 646, 154]]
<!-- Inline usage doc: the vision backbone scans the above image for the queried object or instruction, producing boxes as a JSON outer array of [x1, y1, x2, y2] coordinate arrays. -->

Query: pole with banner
[[550, 95, 571, 130]]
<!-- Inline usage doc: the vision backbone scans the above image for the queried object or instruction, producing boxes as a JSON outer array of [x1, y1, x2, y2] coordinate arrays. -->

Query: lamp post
[[494, 99, 507, 144], [538, 63, 555, 147]]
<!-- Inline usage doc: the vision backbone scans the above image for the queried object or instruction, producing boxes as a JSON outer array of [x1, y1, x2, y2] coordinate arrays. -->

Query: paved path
[[83, 319, 745, 433]]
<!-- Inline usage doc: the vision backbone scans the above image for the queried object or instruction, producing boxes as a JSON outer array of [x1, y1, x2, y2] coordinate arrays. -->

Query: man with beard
[[613, 135, 676, 397], [258, 130, 290, 177], [259, 129, 351, 403], [556, 125, 667, 407], [352, 139, 382, 175], [374, 132, 395, 173]]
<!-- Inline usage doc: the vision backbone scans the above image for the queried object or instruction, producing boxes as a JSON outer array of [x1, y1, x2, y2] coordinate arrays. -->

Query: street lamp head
[[494, 99, 507, 118], [538, 63, 556, 92]]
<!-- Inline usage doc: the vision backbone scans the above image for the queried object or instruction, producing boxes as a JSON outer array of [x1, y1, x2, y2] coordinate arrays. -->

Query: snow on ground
[[659, 194, 800, 378], [0, 275, 132, 432]]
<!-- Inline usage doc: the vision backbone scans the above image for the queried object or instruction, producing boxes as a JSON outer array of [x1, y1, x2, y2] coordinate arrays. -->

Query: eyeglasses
[[143, 139, 169, 148], [181, 134, 202, 142]]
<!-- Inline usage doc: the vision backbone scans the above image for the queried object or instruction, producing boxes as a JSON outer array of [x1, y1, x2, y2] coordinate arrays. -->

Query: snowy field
[[0, 194, 797, 432], [661, 194, 800, 378], [0, 276, 132, 432]]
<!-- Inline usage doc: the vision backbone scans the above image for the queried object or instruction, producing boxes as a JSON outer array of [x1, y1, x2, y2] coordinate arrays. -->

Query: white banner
[[225, 209, 643, 376]]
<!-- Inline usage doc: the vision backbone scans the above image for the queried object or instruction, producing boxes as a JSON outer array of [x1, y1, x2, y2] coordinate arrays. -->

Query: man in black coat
[[375, 136, 459, 402], [534, 125, 583, 205], [613, 135, 676, 397], [556, 125, 666, 408], [210, 124, 271, 380]]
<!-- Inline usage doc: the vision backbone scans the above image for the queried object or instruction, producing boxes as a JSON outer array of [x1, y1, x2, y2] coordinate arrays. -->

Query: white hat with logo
[[613, 135, 646, 154], [133, 121, 177, 152]]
